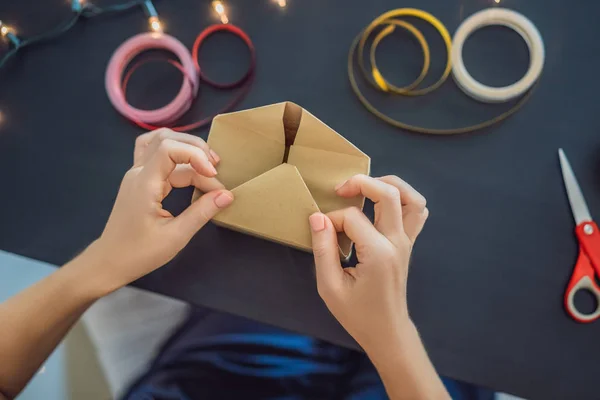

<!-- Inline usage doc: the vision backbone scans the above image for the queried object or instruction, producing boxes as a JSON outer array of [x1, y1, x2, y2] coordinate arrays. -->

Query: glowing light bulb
[[0, 21, 19, 47], [494, 0, 500, 3], [0, 21, 11, 37], [212, 1, 229, 24], [148, 16, 163, 33], [276, 0, 287, 7]]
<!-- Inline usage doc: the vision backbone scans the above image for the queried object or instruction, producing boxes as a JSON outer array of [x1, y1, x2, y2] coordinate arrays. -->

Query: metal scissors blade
[[559, 148, 592, 225]]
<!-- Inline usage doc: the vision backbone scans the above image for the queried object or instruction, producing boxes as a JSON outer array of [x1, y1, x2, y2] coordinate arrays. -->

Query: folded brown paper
[[192, 102, 371, 258]]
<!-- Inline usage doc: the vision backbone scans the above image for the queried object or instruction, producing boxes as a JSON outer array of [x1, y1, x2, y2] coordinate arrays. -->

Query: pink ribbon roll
[[105, 32, 199, 126]]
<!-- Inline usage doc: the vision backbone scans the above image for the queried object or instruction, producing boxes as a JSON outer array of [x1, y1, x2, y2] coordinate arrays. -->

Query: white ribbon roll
[[451, 8, 545, 103]]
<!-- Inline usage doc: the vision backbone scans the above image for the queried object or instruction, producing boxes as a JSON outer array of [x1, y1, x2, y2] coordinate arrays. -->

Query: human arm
[[309, 174, 449, 400], [0, 129, 233, 399]]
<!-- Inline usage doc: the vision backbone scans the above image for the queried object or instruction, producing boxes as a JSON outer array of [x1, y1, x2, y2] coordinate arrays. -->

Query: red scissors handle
[[565, 221, 600, 322]]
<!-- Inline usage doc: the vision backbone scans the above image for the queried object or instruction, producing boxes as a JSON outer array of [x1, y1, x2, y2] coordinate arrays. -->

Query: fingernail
[[334, 179, 348, 191], [214, 192, 234, 208], [209, 149, 220, 164], [208, 164, 218, 176], [309, 213, 326, 232]]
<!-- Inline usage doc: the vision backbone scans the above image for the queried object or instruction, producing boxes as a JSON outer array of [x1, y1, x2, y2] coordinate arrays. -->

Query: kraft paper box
[[192, 102, 371, 258]]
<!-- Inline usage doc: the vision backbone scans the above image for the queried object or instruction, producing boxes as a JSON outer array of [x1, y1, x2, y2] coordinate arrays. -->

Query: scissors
[[559, 148, 600, 322]]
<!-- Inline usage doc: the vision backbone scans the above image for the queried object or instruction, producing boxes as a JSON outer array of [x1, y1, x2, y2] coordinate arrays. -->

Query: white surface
[[451, 8, 545, 103], [83, 286, 189, 398], [497, 394, 526, 400]]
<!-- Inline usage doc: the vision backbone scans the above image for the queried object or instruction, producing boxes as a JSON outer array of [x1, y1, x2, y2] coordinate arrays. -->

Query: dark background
[[0, 0, 596, 398]]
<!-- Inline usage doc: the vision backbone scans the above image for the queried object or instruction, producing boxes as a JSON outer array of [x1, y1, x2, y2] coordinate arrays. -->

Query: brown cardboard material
[[192, 102, 371, 258]]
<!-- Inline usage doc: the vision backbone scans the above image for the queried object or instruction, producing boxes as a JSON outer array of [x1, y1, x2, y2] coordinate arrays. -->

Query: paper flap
[[288, 146, 371, 214], [213, 102, 287, 143], [294, 107, 368, 159], [207, 104, 287, 190], [213, 164, 321, 251], [288, 146, 370, 258]]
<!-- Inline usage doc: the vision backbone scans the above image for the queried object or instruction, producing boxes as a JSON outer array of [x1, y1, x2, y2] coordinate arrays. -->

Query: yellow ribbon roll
[[359, 8, 452, 96], [370, 20, 430, 93]]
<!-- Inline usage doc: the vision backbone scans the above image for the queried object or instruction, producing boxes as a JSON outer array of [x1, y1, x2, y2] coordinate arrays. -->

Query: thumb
[[172, 190, 234, 239], [310, 213, 343, 295]]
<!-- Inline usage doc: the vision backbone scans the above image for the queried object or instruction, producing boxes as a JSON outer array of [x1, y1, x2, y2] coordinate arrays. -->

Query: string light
[[275, 0, 287, 8], [148, 16, 163, 32], [212, 1, 229, 24], [0, 21, 11, 38], [0, 1, 158, 71], [142, 0, 163, 33], [0, 20, 20, 49]]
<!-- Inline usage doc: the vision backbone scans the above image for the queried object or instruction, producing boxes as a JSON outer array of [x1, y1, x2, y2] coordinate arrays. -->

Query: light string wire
[[0, 0, 153, 71]]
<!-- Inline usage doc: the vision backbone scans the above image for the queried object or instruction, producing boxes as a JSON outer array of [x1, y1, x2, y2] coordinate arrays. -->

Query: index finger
[[134, 128, 219, 166], [377, 176, 426, 211], [378, 175, 427, 243], [326, 207, 387, 252], [141, 139, 217, 182], [335, 174, 404, 242]]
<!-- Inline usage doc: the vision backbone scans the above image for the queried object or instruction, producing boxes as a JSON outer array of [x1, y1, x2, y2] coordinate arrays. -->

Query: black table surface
[[0, 0, 596, 398]]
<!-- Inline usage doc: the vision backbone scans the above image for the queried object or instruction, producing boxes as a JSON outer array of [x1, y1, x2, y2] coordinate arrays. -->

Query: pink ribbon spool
[[105, 32, 199, 126]]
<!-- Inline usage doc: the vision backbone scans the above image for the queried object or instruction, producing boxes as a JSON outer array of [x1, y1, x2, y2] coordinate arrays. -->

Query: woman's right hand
[[308, 174, 428, 354], [309, 175, 450, 400]]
